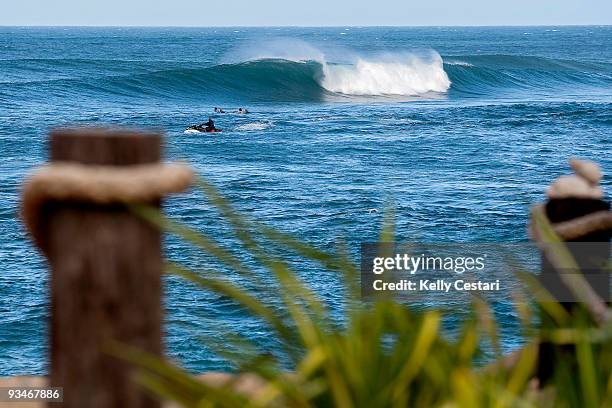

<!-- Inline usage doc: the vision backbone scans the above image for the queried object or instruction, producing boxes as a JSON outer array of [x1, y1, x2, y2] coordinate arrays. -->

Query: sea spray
[[221, 38, 327, 65]]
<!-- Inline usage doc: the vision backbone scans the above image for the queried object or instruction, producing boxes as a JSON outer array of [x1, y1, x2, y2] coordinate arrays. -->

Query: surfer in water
[[214, 107, 225, 113], [237, 108, 250, 114], [199, 117, 216, 132]]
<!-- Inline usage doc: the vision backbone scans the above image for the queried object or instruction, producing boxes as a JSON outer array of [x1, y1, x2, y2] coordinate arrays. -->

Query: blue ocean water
[[0, 26, 610, 375]]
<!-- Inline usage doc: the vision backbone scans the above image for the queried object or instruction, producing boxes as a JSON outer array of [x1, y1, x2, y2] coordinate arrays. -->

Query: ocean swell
[[444, 55, 612, 97], [2, 49, 611, 103]]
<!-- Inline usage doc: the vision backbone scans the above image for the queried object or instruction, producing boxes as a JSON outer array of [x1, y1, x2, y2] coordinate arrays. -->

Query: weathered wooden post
[[20, 128, 192, 407]]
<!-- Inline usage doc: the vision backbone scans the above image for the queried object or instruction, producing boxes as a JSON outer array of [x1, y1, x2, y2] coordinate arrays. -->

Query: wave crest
[[321, 54, 451, 96], [224, 40, 451, 97]]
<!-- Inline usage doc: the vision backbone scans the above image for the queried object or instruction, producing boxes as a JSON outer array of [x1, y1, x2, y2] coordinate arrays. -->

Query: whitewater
[[320, 54, 450, 96]]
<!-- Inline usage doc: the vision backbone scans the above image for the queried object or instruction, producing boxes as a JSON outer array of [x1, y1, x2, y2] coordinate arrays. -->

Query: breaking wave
[[321, 54, 450, 96]]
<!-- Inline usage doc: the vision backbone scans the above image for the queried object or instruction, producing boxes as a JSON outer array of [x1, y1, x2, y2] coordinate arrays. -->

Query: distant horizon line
[[1, 24, 611, 28]]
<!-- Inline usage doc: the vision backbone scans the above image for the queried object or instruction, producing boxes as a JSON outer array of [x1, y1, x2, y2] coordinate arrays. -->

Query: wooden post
[[536, 197, 611, 383], [44, 129, 163, 407]]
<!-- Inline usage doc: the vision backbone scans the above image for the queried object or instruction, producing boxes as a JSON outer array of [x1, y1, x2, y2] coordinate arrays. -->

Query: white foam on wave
[[321, 53, 450, 96], [445, 60, 474, 67], [236, 122, 272, 131]]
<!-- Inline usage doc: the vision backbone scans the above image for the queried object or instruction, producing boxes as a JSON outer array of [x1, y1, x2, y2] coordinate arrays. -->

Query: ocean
[[0, 26, 610, 375]]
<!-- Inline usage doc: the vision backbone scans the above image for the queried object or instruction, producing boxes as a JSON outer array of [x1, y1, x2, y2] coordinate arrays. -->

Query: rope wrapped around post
[[22, 162, 193, 255], [19, 128, 193, 408], [530, 205, 612, 243]]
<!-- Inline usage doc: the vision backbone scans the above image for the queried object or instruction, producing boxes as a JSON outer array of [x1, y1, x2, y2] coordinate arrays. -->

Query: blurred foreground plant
[[114, 179, 611, 408]]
